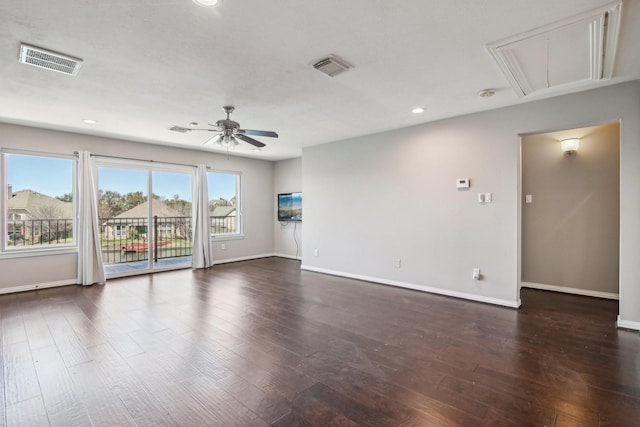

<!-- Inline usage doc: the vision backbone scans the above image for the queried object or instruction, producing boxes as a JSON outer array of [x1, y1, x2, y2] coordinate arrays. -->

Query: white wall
[[0, 123, 275, 290], [302, 80, 640, 326], [273, 158, 302, 259]]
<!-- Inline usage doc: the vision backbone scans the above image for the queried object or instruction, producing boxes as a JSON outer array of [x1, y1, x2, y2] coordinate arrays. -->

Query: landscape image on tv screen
[[278, 192, 302, 221]]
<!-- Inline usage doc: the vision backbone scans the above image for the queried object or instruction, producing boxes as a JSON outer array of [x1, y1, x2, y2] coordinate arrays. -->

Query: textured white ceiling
[[0, 0, 638, 160]]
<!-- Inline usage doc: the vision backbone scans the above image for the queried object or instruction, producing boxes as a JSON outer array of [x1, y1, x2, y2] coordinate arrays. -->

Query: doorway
[[520, 122, 620, 299], [96, 159, 193, 277]]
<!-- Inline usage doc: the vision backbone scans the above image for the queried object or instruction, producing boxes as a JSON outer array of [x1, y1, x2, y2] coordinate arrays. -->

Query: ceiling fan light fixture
[[192, 0, 222, 8], [173, 106, 277, 150], [219, 135, 238, 149]]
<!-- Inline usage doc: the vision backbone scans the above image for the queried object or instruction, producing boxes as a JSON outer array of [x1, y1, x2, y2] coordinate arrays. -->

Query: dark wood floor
[[0, 257, 638, 426]]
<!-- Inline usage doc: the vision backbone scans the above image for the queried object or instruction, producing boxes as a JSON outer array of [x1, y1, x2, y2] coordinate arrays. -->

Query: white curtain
[[192, 164, 213, 269], [77, 151, 106, 285]]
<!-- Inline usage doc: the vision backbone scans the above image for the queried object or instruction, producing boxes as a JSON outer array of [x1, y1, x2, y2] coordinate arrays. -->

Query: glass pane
[[98, 167, 149, 274], [207, 172, 238, 235], [151, 171, 192, 267], [6, 153, 74, 248]]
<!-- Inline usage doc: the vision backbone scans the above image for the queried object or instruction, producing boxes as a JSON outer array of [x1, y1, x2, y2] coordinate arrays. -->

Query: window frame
[[1, 149, 78, 256], [207, 169, 243, 240]]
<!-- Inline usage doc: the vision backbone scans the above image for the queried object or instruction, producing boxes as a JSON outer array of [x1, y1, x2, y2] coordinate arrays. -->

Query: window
[[207, 171, 241, 237], [3, 151, 76, 251], [114, 224, 126, 237]]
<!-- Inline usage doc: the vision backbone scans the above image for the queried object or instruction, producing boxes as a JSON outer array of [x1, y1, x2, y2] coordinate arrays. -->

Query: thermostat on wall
[[456, 178, 470, 189]]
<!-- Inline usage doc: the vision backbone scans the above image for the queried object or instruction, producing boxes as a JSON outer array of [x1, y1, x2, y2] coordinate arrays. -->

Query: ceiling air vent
[[313, 55, 352, 77], [487, 1, 622, 97], [169, 125, 192, 133], [19, 43, 83, 76]]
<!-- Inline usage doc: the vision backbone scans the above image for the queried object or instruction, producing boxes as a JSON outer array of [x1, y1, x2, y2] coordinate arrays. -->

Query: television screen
[[278, 192, 302, 222]]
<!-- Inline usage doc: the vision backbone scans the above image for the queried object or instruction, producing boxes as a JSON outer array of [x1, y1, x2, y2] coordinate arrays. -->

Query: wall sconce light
[[560, 138, 580, 155], [192, 0, 222, 8]]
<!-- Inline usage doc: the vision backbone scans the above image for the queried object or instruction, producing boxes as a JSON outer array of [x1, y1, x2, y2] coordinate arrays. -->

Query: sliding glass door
[[150, 170, 193, 269], [96, 160, 193, 277]]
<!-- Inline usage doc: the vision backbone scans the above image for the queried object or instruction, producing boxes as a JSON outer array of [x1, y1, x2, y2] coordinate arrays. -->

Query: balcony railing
[[7, 216, 235, 263], [100, 216, 192, 265], [210, 215, 236, 235], [99, 215, 235, 265], [7, 219, 73, 246]]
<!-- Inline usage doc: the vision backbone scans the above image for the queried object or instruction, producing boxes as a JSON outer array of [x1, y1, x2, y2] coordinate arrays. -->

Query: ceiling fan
[[176, 106, 278, 149]]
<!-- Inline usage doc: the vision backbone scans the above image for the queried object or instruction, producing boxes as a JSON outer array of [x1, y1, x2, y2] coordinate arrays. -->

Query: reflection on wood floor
[[0, 257, 637, 426]]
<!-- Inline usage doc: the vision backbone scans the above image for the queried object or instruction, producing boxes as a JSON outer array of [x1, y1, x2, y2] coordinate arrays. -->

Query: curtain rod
[[74, 151, 198, 169], [73, 152, 240, 174]]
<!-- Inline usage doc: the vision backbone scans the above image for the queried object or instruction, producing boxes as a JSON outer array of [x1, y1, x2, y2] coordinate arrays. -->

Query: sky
[[7, 154, 237, 201]]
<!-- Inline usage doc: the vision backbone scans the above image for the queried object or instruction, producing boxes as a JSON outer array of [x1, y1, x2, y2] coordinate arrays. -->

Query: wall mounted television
[[278, 192, 302, 222]]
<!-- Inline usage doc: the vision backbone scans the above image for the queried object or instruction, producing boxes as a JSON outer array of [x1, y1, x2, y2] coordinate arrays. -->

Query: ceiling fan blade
[[203, 134, 222, 145], [236, 133, 266, 148], [238, 129, 278, 138]]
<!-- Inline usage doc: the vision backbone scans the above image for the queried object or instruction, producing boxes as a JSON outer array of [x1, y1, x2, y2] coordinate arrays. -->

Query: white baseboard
[[301, 265, 520, 308], [0, 279, 77, 295], [521, 282, 619, 300], [212, 253, 276, 265], [273, 253, 302, 261], [617, 316, 640, 331]]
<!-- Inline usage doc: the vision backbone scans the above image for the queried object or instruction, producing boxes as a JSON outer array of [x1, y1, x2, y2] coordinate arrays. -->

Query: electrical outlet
[[220, 243, 226, 250], [394, 258, 401, 268], [472, 268, 480, 280], [314, 248, 319, 257]]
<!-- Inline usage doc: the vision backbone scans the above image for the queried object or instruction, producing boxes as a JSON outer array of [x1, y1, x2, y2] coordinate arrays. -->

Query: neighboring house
[[210, 205, 236, 234], [102, 199, 187, 240], [7, 189, 73, 220], [7, 190, 73, 242]]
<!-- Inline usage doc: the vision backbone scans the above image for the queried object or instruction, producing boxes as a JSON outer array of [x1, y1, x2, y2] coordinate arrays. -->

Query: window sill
[[211, 234, 245, 242], [0, 246, 78, 259]]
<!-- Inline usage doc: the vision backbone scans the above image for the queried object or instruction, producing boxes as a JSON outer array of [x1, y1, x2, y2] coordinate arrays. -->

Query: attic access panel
[[487, 1, 622, 97]]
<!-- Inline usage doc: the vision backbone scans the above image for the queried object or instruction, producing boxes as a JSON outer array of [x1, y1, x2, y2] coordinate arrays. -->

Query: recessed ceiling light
[[192, 0, 222, 8], [83, 119, 97, 124], [412, 107, 425, 114]]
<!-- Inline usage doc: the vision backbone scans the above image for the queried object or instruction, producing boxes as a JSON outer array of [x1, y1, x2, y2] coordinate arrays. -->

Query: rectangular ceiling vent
[[313, 55, 352, 77], [169, 125, 192, 133], [19, 43, 83, 76], [486, 1, 622, 97]]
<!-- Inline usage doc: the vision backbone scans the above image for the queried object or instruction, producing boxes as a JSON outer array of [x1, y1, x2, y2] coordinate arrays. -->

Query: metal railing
[[6, 219, 73, 246], [98, 215, 233, 265], [7, 216, 235, 263], [100, 216, 193, 265], [210, 215, 236, 234]]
